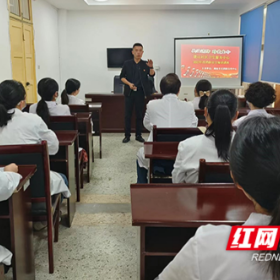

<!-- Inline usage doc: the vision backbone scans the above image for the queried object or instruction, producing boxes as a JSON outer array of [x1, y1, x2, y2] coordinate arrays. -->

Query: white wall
[[239, 0, 266, 15], [59, 9, 240, 99], [32, 0, 60, 90], [0, 1, 12, 81]]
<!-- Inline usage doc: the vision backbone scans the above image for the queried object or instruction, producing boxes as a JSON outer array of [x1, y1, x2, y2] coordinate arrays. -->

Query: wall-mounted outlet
[[154, 65, 160, 71]]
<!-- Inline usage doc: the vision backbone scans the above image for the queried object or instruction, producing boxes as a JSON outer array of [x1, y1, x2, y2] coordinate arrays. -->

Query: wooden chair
[[49, 115, 82, 202], [150, 126, 203, 183], [76, 113, 93, 184], [198, 159, 233, 183], [0, 142, 61, 274], [266, 108, 280, 116], [195, 109, 207, 126], [153, 126, 202, 142], [69, 104, 90, 113], [23, 103, 32, 113]]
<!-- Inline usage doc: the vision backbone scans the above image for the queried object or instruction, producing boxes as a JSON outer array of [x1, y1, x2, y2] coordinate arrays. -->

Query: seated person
[[137, 73, 198, 183], [0, 164, 21, 201], [0, 164, 20, 272], [61, 79, 84, 105], [29, 78, 71, 122], [233, 82, 276, 127], [0, 80, 70, 199], [157, 116, 278, 280], [192, 79, 212, 110], [33, 78, 88, 162], [172, 90, 238, 184]]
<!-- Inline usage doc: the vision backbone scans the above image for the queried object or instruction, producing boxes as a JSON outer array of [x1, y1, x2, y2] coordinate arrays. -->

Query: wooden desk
[[85, 93, 163, 132], [88, 103, 102, 159], [50, 131, 77, 227], [0, 165, 37, 280], [131, 184, 254, 280], [76, 113, 93, 182]]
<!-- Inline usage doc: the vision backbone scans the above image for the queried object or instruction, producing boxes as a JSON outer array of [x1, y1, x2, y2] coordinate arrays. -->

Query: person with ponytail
[[0, 80, 71, 200], [192, 79, 212, 110], [172, 89, 238, 183], [157, 117, 277, 280], [61, 79, 84, 105], [29, 78, 71, 125], [31, 78, 88, 164]]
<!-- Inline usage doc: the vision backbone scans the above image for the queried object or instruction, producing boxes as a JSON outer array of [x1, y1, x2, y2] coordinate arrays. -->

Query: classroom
[[1, 0, 280, 279]]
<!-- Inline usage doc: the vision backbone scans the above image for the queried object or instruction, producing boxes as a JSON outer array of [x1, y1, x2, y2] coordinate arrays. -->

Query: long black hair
[[37, 77, 50, 97], [0, 80, 26, 127], [230, 117, 280, 280], [36, 78, 59, 126], [205, 89, 237, 161], [61, 79, 81, 105], [195, 79, 212, 109]]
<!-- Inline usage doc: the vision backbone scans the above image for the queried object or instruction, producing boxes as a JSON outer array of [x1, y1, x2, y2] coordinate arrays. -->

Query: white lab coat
[[158, 213, 272, 280], [68, 95, 85, 105], [137, 94, 198, 169], [192, 96, 200, 110], [233, 109, 274, 127], [0, 109, 71, 198], [0, 168, 22, 201], [172, 133, 233, 184], [0, 169, 22, 266], [29, 101, 71, 116], [0, 246, 12, 266]]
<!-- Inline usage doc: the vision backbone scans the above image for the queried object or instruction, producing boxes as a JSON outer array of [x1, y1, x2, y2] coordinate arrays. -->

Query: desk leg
[[10, 186, 35, 280], [67, 144, 77, 227], [140, 226, 146, 280], [88, 132, 93, 183], [99, 111, 102, 159]]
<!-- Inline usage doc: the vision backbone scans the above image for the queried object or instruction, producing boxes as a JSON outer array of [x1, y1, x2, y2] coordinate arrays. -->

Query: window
[[9, 0, 20, 17], [21, 0, 30, 20]]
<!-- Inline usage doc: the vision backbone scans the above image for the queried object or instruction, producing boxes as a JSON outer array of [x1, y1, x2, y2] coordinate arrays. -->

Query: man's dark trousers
[[125, 89, 145, 138]]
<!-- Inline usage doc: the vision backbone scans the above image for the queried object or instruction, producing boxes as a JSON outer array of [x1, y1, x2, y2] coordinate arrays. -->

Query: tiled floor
[[6, 133, 148, 280]]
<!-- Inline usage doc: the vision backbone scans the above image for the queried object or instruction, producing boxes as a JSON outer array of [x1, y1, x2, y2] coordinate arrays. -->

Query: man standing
[[120, 43, 155, 143]]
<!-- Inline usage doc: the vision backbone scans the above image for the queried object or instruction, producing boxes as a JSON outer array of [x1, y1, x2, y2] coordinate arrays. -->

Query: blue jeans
[[136, 160, 148, 184]]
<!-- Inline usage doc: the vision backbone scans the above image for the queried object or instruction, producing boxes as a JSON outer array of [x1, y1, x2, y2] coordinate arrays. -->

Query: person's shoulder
[[58, 104, 71, 114], [124, 59, 133, 65], [29, 103, 37, 113], [21, 110, 45, 125], [233, 116, 246, 127], [180, 99, 195, 109], [179, 134, 205, 150], [147, 98, 160, 108]]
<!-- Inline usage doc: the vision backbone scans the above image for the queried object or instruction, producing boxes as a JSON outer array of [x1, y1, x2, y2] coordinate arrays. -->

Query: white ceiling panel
[[43, 0, 266, 11]]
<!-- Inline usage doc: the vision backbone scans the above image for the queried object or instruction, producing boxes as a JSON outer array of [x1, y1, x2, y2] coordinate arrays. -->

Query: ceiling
[[43, 0, 266, 11]]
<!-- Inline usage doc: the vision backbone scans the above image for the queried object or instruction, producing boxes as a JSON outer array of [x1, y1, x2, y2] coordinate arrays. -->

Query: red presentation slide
[[181, 45, 240, 79]]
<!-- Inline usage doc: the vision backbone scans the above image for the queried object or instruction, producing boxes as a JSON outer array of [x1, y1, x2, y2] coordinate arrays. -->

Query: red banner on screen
[[181, 45, 240, 79]]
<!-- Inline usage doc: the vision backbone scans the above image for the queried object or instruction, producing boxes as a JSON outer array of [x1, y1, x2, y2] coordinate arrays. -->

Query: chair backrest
[[114, 75, 124, 94], [0, 142, 51, 199], [195, 109, 205, 120], [23, 103, 32, 113], [153, 126, 203, 142], [69, 104, 89, 114], [49, 115, 78, 131], [266, 108, 280, 116], [198, 159, 233, 183]]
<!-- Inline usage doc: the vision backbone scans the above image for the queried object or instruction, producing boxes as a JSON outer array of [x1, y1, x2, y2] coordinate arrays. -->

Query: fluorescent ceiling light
[[84, 0, 215, 5]]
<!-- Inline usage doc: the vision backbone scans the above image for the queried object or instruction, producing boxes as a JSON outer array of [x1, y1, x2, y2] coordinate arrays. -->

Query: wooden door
[[23, 23, 36, 103], [9, 19, 26, 86]]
